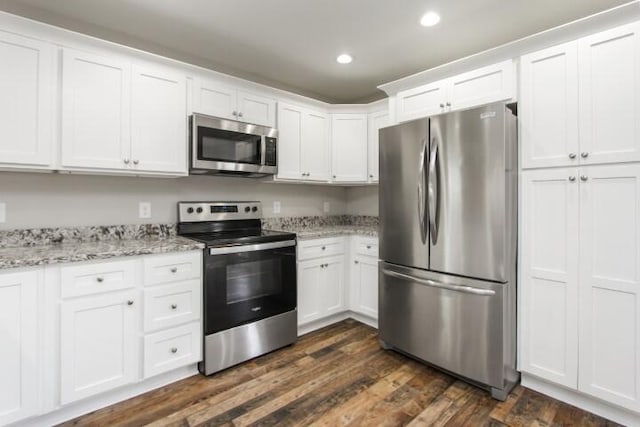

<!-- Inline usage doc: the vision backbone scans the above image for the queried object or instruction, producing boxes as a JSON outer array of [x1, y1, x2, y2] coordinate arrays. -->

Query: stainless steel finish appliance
[[378, 102, 519, 400], [177, 201, 297, 376], [190, 114, 278, 177]]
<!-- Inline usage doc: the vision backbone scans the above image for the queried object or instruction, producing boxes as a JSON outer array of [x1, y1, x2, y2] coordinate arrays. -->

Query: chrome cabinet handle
[[581, 152, 589, 158], [170, 267, 178, 273], [171, 347, 178, 354], [127, 300, 134, 306], [133, 159, 139, 165], [171, 303, 177, 310], [96, 277, 104, 283], [382, 268, 496, 296], [569, 153, 577, 159], [580, 175, 588, 181], [417, 138, 428, 245], [569, 176, 576, 182], [123, 158, 130, 164]]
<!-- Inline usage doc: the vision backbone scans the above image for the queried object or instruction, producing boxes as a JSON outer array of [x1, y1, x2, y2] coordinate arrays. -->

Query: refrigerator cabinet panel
[[379, 119, 430, 271]]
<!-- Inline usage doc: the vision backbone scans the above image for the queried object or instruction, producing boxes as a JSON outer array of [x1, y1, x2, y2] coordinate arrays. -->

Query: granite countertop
[[261, 215, 378, 240], [0, 225, 204, 270], [271, 225, 378, 239]]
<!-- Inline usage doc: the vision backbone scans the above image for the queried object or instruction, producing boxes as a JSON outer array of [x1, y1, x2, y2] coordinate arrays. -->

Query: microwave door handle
[[260, 136, 267, 165]]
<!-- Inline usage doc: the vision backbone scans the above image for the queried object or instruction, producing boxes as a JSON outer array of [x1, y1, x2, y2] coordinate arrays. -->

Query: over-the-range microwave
[[190, 113, 278, 177]]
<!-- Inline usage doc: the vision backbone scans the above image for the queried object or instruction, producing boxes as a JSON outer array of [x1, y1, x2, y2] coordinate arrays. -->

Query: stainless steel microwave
[[190, 113, 278, 177]]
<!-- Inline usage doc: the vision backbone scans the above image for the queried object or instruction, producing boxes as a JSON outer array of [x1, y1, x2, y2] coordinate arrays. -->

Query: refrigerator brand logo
[[480, 112, 496, 120]]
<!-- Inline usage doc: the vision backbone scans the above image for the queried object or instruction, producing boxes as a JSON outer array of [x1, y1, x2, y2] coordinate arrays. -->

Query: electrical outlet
[[138, 202, 152, 219], [0, 202, 5, 223], [323, 201, 330, 213], [273, 201, 281, 214]]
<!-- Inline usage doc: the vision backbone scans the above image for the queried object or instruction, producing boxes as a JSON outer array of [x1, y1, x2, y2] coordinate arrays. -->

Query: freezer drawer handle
[[382, 268, 496, 296]]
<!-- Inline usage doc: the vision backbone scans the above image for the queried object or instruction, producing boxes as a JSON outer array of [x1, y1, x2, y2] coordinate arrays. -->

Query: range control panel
[[178, 201, 262, 222]]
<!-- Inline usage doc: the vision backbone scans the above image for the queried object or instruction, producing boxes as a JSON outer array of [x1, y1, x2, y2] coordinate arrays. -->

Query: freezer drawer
[[379, 262, 508, 390]]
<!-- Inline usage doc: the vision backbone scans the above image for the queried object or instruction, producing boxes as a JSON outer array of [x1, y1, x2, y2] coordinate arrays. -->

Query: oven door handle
[[209, 240, 296, 255]]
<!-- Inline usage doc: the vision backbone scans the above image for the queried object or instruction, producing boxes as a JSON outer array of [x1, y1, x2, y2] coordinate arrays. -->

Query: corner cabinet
[[331, 114, 368, 182], [0, 269, 40, 426], [367, 110, 389, 182], [0, 31, 55, 170]]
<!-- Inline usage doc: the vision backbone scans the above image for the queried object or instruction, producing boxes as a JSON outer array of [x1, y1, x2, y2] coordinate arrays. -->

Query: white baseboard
[[297, 311, 378, 336], [522, 373, 640, 426], [14, 365, 198, 427]]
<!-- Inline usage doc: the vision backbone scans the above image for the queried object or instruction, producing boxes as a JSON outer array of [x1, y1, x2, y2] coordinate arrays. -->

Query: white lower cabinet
[[350, 256, 378, 319], [143, 322, 201, 378], [521, 165, 640, 414], [0, 269, 40, 426], [297, 255, 345, 324]]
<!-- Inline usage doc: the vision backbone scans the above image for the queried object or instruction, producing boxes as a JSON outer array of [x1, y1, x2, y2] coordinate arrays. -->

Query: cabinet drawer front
[[355, 238, 379, 258], [61, 259, 136, 298], [144, 280, 201, 332], [144, 322, 201, 378], [297, 238, 345, 260], [143, 251, 201, 286]]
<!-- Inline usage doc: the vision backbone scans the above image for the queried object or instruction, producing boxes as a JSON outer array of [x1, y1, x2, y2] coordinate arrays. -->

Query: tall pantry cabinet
[[520, 21, 640, 415]]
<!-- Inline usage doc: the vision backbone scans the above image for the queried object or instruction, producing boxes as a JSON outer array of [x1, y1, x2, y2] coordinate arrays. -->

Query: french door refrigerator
[[378, 101, 519, 400]]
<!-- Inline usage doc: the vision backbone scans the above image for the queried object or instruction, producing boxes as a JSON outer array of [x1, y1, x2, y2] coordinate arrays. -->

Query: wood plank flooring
[[60, 319, 620, 427]]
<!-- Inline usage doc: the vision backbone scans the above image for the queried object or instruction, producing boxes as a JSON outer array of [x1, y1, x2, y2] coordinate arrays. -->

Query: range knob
[[186, 207, 194, 214], [252, 206, 258, 212], [244, 206, 251, 213], [196, 207, 203, 214]]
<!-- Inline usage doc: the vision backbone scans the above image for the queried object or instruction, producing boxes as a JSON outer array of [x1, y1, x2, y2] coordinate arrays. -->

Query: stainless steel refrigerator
[[378, 101, 519, 400]]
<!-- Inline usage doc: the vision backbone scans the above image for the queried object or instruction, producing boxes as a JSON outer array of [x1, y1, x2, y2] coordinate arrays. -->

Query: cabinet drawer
[[60, 259, 136, 298], [143, 322, 201, 378], [297, 237, 345, 260], [355, 238, 379, 258], [143, 280, 201, 332], [143, 251, 201, 286]]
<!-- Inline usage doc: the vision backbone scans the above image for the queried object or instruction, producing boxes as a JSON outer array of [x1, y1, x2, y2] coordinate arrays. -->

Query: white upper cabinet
[[193, 78, 276, 127], [0, 31, 54, 169], [331, 113, 368, 182], [520, 169, 579, 389], [367, 109, 389, 182], [61, 48, 132, 170], [131, 65, 187, 174], [0, 270, 39, 426], [277, 102, 330, 182], [578, 165, 640, 412], [395, 60, 515, 123], [579, 22, 640, 165], [520, 42, 580, 169]]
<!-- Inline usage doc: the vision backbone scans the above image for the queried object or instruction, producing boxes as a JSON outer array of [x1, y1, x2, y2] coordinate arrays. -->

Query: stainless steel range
[[177, 201, 297, 375]]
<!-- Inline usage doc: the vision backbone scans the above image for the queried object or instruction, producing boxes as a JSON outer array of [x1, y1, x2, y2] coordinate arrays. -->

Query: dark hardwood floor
[[60, 319, 620, 427]]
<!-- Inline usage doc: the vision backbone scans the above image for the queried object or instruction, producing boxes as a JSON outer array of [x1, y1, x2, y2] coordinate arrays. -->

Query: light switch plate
[[273, 201, 281, 214], [138, 202, 151, 219], [323, 202, 330, 213], [0, 202, 5, 223]]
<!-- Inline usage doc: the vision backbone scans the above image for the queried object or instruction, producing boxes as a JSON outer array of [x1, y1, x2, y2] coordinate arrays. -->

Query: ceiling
[[0, 0, 632, 103]]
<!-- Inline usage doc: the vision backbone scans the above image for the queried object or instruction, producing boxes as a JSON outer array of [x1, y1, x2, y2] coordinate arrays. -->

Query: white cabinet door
[[301, 109, 330, 181], [0, 270, 39, 426], [237, 90, 276, 127], [131, 65, 187, 174], [448, 60, 515, 111], [323, 257, 345, 316], [351, 256, 378, 319], [578, 165, 640, 411], [396, 80, 448, 123], [193, 79, 237, 121], [520, 169, 579, 388], [367, 110, 389, 182], [520, 43, 580, 169], [61, 48, 131, 170], [60, 291, 137, 404], [0, 31, 54, 168], [276, 103, 303, 180], [579, 22, 640, 165], [297, 259, 323, 325], [331, 114, 368, 182]]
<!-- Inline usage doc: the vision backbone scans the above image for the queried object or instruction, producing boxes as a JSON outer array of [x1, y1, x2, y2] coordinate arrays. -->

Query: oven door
[[204, 240, 296, 335]]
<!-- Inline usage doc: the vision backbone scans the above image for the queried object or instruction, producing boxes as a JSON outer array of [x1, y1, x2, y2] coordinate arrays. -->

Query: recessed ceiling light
[[336, 54, 353, 64], [420, 11, 441, 27]]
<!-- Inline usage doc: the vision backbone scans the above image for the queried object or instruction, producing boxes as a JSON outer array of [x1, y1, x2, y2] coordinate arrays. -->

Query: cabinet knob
[[232, 111, 238, 116], [332, 175, 336, 179], [581, 152, 589, 158], [238, 112, 243, 118], [321, 246, 326, 250], [354, 260, 359, 264], [171, 303, 178, 310], [133, 159, 139, 165], [127, 300, 134, 306], [96, 276, 104, 283], [569, 153, 577, 159], [580, 175, 589, 181], [369, 174, 373, 178], [446, 102, 451, 107], [568, 176, 576, 182], [366, 245, 372, 249], [123, 158, 130, 164], [439, 103, 444, 108], [171, 347, 178, 354], [170, 267, 178, 273]]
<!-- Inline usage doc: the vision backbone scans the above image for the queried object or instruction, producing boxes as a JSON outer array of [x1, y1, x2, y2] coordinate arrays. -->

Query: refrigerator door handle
[[417, 138, 428, 244], [381, 268, 496, 296], [428, 137, 439, 245]]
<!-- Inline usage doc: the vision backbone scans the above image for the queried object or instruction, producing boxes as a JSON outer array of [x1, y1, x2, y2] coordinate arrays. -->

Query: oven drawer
[[297, 237, 345, 260], [143, 251, 202, 286], [143, 322, 202, 378], [355, 237, 379, 258], [61, 259, 136, 298], [143, 280, 202, 332]]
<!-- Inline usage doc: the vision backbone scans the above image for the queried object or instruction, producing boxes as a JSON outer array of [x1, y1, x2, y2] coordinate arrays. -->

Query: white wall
[[345, 186, 378, 216], [0, 172, 348, 229]]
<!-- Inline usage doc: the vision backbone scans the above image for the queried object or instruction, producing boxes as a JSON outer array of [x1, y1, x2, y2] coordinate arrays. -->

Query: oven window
[[226, 259, 282, 304], [198, 127, 261, 165]]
